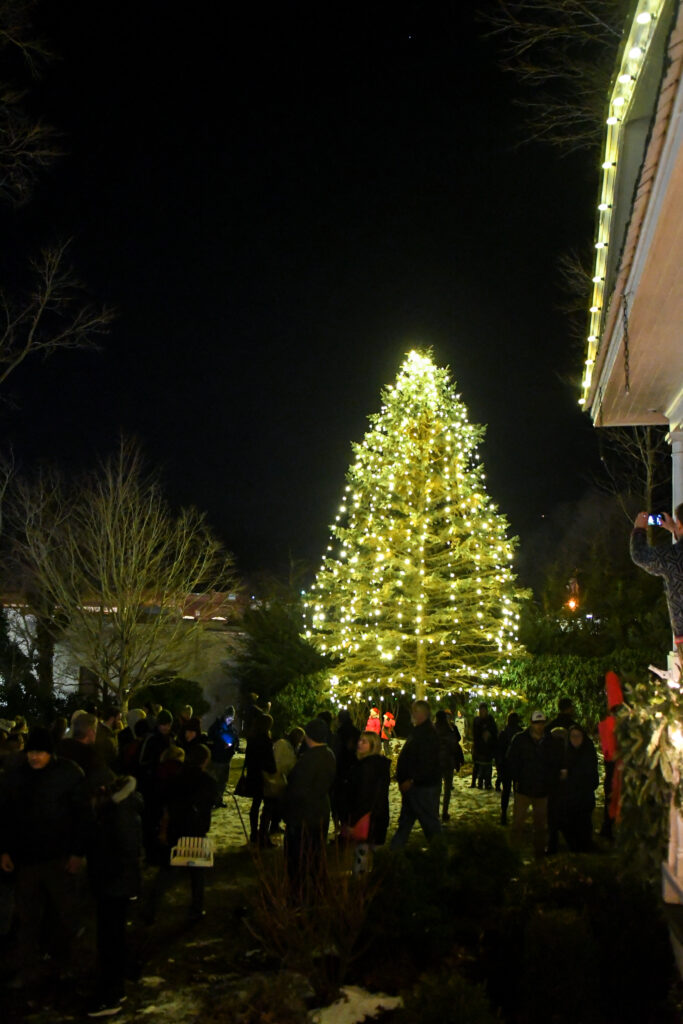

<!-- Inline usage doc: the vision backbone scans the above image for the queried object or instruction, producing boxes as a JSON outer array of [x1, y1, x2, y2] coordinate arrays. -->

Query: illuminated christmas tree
[[305, 351, 527, 706]]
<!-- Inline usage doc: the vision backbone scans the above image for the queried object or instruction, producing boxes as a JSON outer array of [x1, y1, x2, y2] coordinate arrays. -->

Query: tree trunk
[[415, 642, 426, 699], [35, 615, 55, 700]]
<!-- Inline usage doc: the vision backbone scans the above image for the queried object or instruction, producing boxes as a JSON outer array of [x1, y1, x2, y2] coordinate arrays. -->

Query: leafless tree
[[7, 441, 241, 711], [0, 0, 59, 205], [0, 5, 111, 393], [481, 0, 629, 151], [0, 241, 113, 387], [595, 425, 671, 521]]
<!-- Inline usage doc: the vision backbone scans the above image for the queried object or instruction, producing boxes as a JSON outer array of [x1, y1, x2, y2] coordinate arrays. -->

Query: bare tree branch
[[480, 0, 630, 152], [0, 0, 58, 204], [594, 426, 671, 521], [0, 241, 113, 386], [0, 86, 60, 204]]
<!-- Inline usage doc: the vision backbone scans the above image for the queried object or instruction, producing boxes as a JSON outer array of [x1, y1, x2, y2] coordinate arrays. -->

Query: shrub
[[522, 907, 600, 1022], [203, 972, 312, 1024], [397, 968, 500, 1024], [495, 855, 676, 1023], [243, 844, 379, 1004], [445, 823, 521, 916]]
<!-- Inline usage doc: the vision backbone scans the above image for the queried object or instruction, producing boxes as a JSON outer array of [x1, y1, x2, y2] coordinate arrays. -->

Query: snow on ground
[[209, 751, 505, 853]]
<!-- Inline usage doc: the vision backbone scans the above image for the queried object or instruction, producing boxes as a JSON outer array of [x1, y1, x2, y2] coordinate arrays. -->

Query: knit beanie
[[25, 726, 55, 754]]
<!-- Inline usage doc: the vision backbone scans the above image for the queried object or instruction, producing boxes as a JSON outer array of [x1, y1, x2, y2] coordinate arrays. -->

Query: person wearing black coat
[[86, 775, 143, 1017], [343, 731, 390, 873], [244, 714, 277, 845], [507, 710, 562, 859], [434, 709, 462, 822], [177, 717, 206, 755], [497, 711, 523, 826], [560, 725, 599, 852], [331, 709, 361, 828], [284, 719, 336, 896], [390, 700, 442, 848], [471, 703, 498, 790], [143, 744, 217, 923], [0, 727, 89, 986]]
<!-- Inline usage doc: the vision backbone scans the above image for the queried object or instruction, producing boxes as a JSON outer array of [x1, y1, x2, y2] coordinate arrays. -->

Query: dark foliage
[[396, 967, 500, 1024], [133, 677, 210, 718], [487, 856, 677, 1023]]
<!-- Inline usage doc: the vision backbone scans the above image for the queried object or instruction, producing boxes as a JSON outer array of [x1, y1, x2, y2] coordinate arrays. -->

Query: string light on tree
[[304, 350, 528, 704]]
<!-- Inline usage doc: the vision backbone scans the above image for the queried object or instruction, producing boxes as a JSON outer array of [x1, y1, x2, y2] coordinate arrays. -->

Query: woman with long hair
[[343, 730, 390, 874]]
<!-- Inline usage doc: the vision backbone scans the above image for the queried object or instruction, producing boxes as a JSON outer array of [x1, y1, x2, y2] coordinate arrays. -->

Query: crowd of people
[[0, 690, 606, 1017], [0, 507, 678, 1017], [0, 701, 230, 1016]]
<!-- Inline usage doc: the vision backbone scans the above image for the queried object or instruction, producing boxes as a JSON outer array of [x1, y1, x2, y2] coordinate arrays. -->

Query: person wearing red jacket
[[381, 711, 395, 754], [598, 670, 624, 840], [365, 707, 382, 736]]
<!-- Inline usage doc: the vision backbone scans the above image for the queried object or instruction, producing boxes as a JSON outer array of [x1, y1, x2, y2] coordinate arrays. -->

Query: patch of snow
[[309, 985, 403, 1023]]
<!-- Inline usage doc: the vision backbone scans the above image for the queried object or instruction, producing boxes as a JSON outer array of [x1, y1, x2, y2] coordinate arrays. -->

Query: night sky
[[1, 2, 602, 578]]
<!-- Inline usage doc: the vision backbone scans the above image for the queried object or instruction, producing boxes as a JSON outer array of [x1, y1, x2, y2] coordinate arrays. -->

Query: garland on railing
[[615, 664, 683, 881]]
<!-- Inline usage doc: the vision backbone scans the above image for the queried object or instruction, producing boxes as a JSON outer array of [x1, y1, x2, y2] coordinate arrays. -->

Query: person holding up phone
[[631, 506, 683, 659]]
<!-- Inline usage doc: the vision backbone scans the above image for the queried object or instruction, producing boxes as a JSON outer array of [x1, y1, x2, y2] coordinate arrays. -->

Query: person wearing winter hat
[[283, 718, 336, 896], [364, 707, 382, 736], [178, 717, 204, 754], [0, 725, 88, 987], [506, 710, 562, 860]]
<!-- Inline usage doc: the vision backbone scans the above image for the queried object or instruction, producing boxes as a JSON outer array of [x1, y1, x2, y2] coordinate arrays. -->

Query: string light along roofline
[[580, 0, 664, 408]]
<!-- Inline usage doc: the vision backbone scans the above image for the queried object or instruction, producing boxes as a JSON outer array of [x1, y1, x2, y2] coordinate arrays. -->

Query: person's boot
[[500, 813, 507, 827]]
